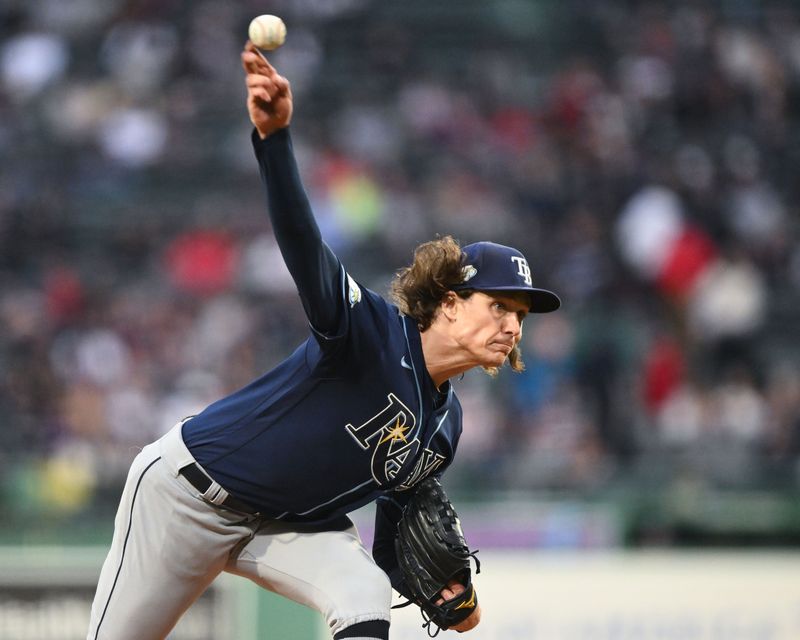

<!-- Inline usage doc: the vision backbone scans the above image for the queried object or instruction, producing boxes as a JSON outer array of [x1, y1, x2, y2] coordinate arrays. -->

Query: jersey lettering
[[379, 436, 419, 485], [396, 448, 446, 490], [345, 393, 415, 449], [345, 393, 422, 486]]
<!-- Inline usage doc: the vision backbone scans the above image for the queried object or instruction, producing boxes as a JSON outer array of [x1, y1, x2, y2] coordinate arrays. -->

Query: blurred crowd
[[1, 0, 800, 526]]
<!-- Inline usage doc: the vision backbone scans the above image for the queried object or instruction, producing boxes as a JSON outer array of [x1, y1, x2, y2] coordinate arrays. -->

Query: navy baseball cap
[[451, 241, 561, 313]]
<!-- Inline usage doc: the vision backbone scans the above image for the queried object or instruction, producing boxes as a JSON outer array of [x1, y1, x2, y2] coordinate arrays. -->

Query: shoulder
[[346, 275, 403, 323]]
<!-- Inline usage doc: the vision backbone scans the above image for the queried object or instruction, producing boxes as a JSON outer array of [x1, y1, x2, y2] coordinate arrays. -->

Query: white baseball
[[248, 15, 286, 51]]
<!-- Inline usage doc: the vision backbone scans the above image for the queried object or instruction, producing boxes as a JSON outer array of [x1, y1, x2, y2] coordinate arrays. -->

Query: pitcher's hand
[[437, 581, 482, 633], [241, 40, 292, 139]]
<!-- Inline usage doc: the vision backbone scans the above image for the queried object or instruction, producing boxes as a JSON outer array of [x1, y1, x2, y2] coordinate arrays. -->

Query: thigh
[[87, 447, 254, 640], [227, 521, 392, 636]]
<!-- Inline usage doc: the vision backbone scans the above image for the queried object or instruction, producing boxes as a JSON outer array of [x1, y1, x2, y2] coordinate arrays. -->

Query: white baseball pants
[[86, 422, 392, 639]]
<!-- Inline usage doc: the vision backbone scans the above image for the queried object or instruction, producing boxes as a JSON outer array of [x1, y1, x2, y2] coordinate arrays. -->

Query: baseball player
[[86, 41, 560, 640]]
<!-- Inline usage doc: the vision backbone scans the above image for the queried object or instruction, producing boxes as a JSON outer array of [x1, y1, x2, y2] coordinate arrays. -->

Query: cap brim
[[528, 289, 561, 313], [475, 286, 561, 313]]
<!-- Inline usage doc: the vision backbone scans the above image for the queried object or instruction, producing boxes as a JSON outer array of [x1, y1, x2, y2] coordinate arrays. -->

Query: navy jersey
[[182, 130, 463, 561]]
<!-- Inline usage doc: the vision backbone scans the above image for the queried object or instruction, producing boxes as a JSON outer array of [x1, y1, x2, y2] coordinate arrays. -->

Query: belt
[[179, 463, 260, 516]]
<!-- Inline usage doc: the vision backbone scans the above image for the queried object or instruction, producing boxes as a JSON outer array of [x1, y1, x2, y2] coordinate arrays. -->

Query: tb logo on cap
[[511, 256, 532, 286]]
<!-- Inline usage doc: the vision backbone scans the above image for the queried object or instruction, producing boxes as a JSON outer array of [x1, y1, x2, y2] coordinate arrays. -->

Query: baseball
[[248, 15, 286, 51]]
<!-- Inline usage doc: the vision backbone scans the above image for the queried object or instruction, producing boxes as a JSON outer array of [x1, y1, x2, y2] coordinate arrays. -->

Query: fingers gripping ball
[[248, 14, 286, 50]]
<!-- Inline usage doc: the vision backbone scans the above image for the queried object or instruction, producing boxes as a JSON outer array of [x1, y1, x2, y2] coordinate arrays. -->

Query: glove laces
[[420, 609, 442, 637]]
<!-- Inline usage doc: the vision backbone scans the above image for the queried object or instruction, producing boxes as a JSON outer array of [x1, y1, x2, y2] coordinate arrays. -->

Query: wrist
[[256, 123, 289, 140]]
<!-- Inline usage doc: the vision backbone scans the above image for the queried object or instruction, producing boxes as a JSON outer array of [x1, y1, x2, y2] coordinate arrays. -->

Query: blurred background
[[1, 0, 800, 637]]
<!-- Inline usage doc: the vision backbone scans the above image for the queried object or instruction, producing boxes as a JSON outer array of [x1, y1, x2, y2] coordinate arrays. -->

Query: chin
[[484, 353, 508, 368]]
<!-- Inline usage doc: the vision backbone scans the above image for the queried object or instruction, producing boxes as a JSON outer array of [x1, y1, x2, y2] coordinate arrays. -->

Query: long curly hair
[[390, 235, 524, 375]]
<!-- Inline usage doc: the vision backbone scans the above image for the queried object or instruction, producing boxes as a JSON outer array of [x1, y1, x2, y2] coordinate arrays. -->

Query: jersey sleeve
[[372, 492, 414, 599], [252, 128, 343, 336]]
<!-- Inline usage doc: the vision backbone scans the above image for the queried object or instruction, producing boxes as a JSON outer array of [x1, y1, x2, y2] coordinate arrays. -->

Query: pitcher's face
[[449, 291, 528, 369]]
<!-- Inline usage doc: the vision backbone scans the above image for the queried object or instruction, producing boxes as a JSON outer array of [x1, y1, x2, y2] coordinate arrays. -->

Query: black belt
[[179, 463, 260, 516]]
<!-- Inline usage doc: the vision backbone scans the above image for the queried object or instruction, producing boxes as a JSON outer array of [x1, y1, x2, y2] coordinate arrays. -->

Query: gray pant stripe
[[93, 456, 161, 639]]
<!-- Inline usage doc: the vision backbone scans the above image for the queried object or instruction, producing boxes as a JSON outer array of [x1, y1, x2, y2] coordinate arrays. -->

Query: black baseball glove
[[393, 476, 480, 637]]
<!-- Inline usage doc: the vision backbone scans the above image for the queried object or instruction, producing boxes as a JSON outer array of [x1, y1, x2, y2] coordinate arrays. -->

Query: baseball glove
[[393, 476, 480, 637]]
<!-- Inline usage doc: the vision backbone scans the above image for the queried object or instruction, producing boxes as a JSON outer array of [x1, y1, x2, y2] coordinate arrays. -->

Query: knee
[[323, 562, 392, 636]]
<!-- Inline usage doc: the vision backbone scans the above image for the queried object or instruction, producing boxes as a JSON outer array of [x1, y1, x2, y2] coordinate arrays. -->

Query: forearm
[[253, 128, 315, 238], [372, 495, 413, 599], [252, 127, 340, 328]]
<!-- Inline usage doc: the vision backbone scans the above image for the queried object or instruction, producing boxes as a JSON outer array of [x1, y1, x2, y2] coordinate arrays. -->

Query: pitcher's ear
[[441, 291, 459, 322]]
